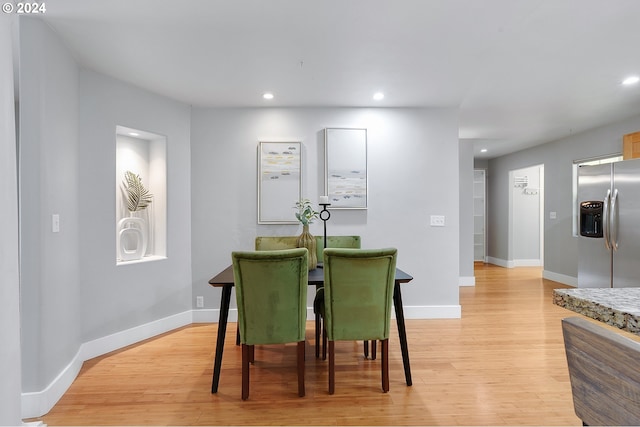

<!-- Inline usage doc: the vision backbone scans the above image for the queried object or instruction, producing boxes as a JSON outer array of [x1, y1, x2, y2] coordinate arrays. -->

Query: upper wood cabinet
[[623, 131, 640, 160]]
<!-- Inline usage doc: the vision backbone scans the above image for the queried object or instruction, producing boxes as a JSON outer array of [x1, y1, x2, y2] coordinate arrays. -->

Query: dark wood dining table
[[208, 265, 414, 393]]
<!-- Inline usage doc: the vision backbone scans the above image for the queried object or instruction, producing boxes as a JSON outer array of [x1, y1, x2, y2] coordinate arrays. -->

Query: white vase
[[117, 213, 148, 261]]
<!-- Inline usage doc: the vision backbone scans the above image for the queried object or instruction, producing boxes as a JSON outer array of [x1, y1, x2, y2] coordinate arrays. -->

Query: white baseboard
[[486, 257, 542, 268], [459, 276, 476, 287], [21, 311, 193, 419], [513, 259, 542, 267], [486, 256, 512, 268], [542, 270, 577, 287]]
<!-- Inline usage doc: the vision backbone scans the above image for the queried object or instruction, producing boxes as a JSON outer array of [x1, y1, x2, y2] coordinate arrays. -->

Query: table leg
[[211, 285, 232, 393], [393, 282, 412, 386]]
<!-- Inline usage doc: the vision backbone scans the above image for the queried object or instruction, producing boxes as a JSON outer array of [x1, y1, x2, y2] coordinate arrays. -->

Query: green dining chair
[[231, 248, 308, 400], [321, 248, 397, 394], [312, 236, 361, 359]]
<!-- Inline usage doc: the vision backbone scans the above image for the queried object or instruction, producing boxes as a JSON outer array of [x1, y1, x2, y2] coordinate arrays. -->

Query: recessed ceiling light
[[373, 92, 384, 101], [129, 132, 139, 137], [622, 76, 639, 85], [480, 148, 488, 153], [263, 92, 274, 100]]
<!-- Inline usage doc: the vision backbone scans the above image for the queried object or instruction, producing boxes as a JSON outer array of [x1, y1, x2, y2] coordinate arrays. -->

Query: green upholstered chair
[[312, 236, 361, 358], [231, 248, 308, 400], [321, 248, 397, 394]]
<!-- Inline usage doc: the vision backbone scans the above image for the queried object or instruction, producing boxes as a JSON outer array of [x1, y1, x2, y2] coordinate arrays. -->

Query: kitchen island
[[553, 287, 640, 335]]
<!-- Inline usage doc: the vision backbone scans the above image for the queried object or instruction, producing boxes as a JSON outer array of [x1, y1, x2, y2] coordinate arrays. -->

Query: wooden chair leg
[[381, 339, 389, 393], [322, 325, 327, 360], [364, 341, 369, 358], [371, 340, 377, 360], [236, 325, 240, 346], [315, 313, 321, 358], [249, 344, 255, 364], [241, 344, 250, 400], [297, 341, 305, 397], [328, 340, 335, 394]]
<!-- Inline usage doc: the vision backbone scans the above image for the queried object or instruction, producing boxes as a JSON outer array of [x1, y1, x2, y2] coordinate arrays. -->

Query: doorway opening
[[508, 164, 544, 268]]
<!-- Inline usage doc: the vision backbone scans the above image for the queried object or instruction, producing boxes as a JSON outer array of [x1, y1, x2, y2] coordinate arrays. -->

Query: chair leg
[[297, 341, 305, 397], [381, 339, 389, 393], [322, 325, 327, 360], [328, 340, 335, 394], [241, 344, 250, 400], [371, 340, 377, 360], [249, 344, 255, 364], [315, 313, 321, 358], [236, 325, 240, 346]]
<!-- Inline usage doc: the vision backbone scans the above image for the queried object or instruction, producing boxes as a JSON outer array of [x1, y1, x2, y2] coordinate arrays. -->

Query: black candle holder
[[319, 203, 331, 250]]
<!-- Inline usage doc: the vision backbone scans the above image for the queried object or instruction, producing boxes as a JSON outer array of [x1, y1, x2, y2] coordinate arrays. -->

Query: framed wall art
[[257, 141, 301, 224], [324, 128, 367, 209]]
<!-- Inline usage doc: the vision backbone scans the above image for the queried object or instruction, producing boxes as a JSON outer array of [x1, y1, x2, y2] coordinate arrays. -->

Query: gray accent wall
[[487, 115, 640, 281], [190, 107, 461, 314]]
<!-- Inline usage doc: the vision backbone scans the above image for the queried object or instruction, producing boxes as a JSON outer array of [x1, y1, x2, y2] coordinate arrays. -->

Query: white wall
[[18, 18, 193, 418], [78, 69, 193, 342], [19, 16, 82, 395], [459, 140, 475, 285], [0, 13, 22, 426], [190, 107, 462, 318]]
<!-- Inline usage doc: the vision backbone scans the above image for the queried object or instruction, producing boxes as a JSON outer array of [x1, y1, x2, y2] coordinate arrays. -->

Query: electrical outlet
[[196, 296, 204, 308], [430, 215, 445, 227]]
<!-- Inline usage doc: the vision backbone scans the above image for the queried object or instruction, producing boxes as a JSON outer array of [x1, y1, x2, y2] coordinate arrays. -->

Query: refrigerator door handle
[[603, 189, 611, 250], [611, 188, 619, 251]]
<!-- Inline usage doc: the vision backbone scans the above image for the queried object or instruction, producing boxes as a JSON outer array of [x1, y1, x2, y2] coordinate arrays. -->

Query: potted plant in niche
[[118, 171, 153, 261], [295, 199, 319, 270]]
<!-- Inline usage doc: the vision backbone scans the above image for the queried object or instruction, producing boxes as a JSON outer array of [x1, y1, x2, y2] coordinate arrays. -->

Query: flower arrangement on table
[[294, 199, 319, 225], [294, 199, 319, 269]]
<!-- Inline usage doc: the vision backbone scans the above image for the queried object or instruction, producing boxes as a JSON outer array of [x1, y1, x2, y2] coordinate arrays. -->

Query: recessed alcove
[[115, 125, 167, 265]]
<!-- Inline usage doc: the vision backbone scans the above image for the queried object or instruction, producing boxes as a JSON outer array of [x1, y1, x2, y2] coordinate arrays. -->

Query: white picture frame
[[324, 128, 367, 209], [257, 141, 301, 224]]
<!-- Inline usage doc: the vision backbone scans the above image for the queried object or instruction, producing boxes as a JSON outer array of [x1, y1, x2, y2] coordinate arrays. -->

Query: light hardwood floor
[[33, 264, 582, 426]]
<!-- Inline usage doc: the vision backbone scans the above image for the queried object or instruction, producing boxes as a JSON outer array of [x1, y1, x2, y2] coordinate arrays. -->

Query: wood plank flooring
[[32, 264, 583, 425]]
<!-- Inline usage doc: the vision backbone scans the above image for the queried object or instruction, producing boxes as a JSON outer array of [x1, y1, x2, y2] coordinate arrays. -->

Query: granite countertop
[[553, 288, 640, 334]]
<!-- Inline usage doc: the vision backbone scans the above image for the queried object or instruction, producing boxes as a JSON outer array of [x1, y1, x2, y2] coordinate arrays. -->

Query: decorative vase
[[297, 224, 317, 270], [117, 212, 148, 261]]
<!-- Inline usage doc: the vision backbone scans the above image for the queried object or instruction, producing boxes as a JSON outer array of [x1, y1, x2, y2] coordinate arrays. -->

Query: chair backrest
[[232, 248, 308, 345], [562, 316, 640, 426], [255, 236, 361, 262], [314, 235, 361, 261], [254, 236, 299, 251], [323, 248, 397, 342]]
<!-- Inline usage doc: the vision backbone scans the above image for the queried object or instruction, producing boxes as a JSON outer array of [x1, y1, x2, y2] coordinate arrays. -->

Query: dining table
[[208, 264, 414, 393]]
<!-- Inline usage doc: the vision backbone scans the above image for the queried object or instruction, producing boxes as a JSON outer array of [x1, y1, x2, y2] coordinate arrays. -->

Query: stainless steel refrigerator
[[578, 158, 640, 288]]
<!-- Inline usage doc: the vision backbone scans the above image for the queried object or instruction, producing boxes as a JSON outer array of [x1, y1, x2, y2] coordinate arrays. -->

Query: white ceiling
[[38, 0, 640, 159]]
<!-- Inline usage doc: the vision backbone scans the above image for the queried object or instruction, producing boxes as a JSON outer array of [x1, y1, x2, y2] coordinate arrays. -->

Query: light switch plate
[[430, 215, 445, 227], [52, 214, 60, 233]]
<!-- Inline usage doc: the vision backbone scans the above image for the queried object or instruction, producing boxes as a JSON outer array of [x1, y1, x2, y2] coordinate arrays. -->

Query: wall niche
[[115, 125, 167, 264]]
